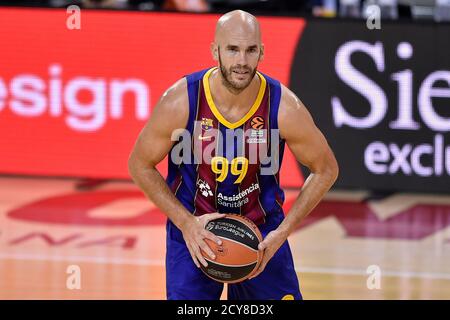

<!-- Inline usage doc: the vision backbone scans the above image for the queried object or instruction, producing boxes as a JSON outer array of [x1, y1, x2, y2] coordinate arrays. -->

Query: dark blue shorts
[[165, 216, 302, 300]]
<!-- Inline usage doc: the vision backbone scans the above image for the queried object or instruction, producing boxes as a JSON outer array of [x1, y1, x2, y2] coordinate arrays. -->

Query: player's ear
[[211, 42, 219, 62], [259, 44, 265, 62]]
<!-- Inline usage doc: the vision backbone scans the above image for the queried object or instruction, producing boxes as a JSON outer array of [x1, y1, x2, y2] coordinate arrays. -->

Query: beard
[[218, 51, 258, 93]]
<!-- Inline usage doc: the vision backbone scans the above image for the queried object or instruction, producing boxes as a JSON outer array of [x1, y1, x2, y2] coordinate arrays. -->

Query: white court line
[[1, 253, 450, 281], [296, 266, 450, 281]]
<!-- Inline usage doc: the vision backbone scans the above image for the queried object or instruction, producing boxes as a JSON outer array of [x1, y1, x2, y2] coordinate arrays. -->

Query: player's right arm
[[128, 77, 224, 268]]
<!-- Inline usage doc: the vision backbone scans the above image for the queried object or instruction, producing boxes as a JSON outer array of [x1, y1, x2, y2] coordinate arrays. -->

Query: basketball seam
[[203, 257, 257, 268]]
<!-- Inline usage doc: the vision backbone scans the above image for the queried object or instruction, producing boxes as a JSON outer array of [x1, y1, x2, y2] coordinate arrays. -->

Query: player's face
[[217, 43, 262, 91]]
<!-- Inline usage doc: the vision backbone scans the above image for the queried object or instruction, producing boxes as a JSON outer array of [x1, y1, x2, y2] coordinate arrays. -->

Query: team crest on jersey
[[201, 118, 213, 131]]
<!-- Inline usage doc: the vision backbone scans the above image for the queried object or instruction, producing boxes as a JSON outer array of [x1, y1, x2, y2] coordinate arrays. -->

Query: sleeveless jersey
[[166, 67, 287, 226]]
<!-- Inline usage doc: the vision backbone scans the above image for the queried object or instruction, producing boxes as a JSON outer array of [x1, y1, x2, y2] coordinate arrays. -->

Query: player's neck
[[210, 69, 260, 109]]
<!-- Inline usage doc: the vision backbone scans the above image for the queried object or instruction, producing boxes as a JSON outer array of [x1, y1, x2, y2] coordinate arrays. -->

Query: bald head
[[214, 10, 261, 44], [211, 10, 264, 92]]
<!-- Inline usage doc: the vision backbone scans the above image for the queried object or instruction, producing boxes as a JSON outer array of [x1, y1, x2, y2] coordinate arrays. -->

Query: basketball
[[200, 214, 263, 284]]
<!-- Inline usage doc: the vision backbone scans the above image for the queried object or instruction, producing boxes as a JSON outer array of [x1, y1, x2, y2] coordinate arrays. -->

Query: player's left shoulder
[[278, 83, 314, 130]]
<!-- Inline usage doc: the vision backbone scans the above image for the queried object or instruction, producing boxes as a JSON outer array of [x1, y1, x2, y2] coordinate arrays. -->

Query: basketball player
[[128, 10, 339, 300]]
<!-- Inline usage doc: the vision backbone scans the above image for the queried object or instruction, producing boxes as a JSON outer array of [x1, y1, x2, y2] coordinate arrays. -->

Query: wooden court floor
[[0, 176, 449, 299]]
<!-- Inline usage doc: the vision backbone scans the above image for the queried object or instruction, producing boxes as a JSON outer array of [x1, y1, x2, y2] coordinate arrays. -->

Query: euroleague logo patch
[[250, 116, 265, 130]]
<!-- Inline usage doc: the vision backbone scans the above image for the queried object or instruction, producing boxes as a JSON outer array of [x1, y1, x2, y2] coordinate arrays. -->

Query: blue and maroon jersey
[[165, 67, 287, 226]]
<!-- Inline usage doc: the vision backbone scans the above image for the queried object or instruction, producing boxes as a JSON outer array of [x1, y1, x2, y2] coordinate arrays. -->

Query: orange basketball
[[200, 214, 263, 283]]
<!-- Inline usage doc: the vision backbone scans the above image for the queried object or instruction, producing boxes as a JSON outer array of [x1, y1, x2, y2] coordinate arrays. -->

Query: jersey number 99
[[211, 156, 249, 184]]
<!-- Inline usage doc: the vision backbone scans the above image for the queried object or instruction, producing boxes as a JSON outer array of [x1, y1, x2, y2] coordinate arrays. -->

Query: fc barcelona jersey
[[166, 67, 287, 226]]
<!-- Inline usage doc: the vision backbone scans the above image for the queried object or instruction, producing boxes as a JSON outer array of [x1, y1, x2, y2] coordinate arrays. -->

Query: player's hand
[[180, 213, 226, 268], [249, 229, 288, 279]]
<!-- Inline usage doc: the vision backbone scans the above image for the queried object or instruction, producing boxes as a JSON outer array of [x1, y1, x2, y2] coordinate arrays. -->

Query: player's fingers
[[202, 230, 222, 245], [186, 242, 200, 268], [188, 244, 201, 269], [198, 238, 216, 260], [250, 243, 267, 278], [250, 253, 269, 279], [206, 213, 226, 223], [192, 243, 209, 267], [250, 263, 265, 279], [259, 231, 275, 251], [258, 240, 268, 251], [249, 269, 260, 279]]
